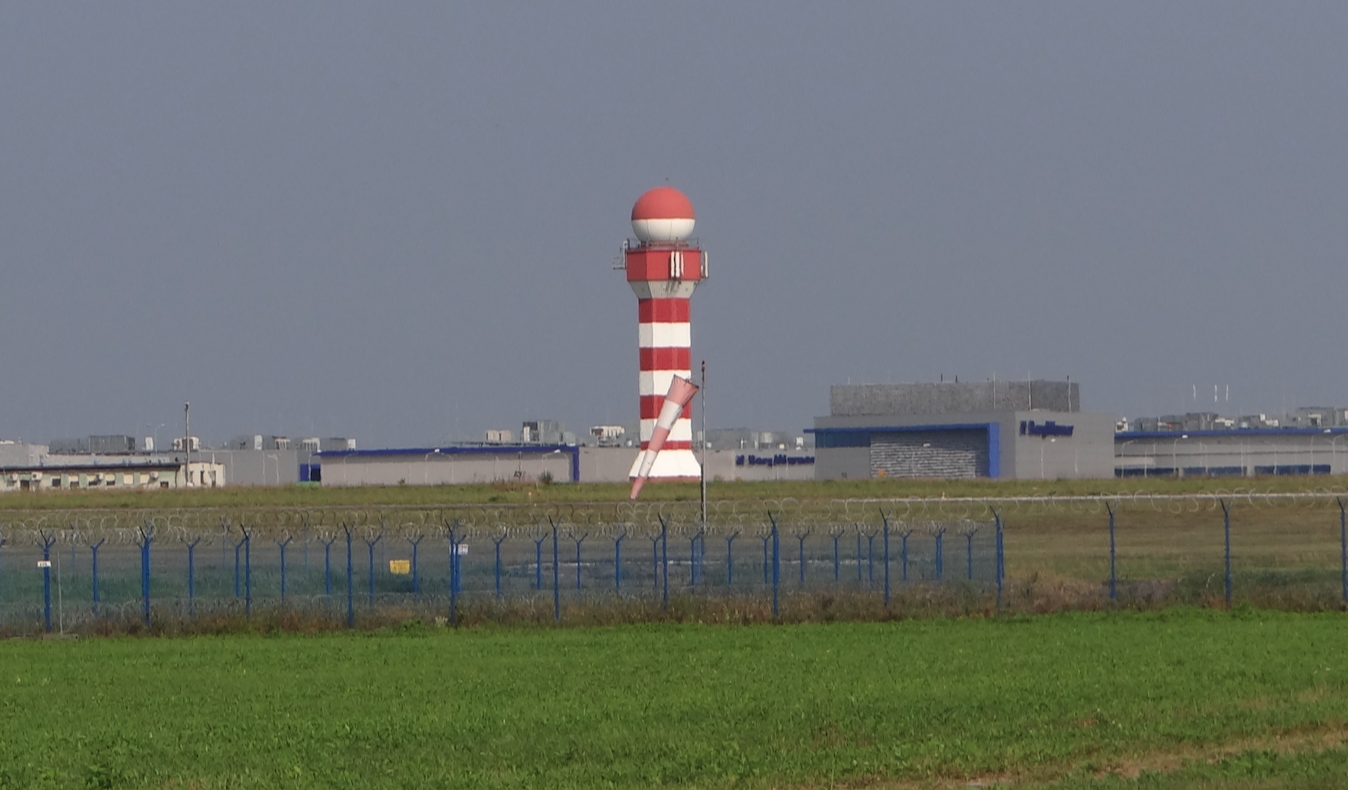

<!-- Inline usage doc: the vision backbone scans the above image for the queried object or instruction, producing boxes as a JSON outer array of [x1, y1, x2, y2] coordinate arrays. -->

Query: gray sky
[[3, 3, 1346, 447]]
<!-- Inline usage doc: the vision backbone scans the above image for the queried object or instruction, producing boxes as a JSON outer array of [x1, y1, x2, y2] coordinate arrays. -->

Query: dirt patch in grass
[[792, 721, 1348, 789]]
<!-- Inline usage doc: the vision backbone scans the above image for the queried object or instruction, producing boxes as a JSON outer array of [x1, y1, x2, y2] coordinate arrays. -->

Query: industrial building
[[811, 381, 1116, 480], [0, 457, 225, 492], [316, 445, 581, 486], [1115, 408, 1348, 477]]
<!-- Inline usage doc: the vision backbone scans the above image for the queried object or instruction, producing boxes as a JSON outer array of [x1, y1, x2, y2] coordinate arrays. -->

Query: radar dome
[[631, 186, 695, 242]]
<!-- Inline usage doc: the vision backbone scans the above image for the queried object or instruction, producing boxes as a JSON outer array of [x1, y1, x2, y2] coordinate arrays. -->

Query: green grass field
[[2, 610, 1347, 789], [3, 474, 1346, 511]]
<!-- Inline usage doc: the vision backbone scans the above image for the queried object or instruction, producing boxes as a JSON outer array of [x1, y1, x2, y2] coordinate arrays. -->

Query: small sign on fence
[[389, 560, 411, 575], [36, 560, 52, 568], [457, 544, 469, 556]]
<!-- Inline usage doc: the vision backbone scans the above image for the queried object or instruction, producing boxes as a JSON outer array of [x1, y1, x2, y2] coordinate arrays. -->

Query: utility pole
[[184, 401, 191, 487], [700, 359, 707, 527]]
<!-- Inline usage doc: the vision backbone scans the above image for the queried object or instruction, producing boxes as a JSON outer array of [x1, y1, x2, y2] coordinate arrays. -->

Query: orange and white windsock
[[630, 375, 699, 500]]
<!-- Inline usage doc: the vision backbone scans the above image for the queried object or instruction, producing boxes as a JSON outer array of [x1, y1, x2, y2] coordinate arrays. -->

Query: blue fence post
[[933, 526, 946, 581], [899, 530, 911, 582], [725, 530, 739, 588], [795, 528, 811, 587], [184, 537, 199, 617], [139, 523, 154, 628], [344, 525, 354, 629], [855, 527, 864, 583], [493, 531, 508, 598], [573, 532, 588, 591], [551, 518, 561, 622], [233, 538, 243, 598], [965, 527, 978, 581], [613, 527, 627, 592], [1106, 503, 1117, 602], [761, 532, 771, 585], [1221, 499, 1232, 606], [660, 516, 669, 611], [90, 538, 105, 616], [243, 529, 252, 620], [365, 531, 382, 606], [865, 530, 877, 583], [1340, 499, 1347, 605], [407, 534, 424, 595], [994, 512, 1004, 609], [277, 535, 292, 602], [831, 527, 842, 582], [689, 532, 700, 587], [321, 534, 336, 597], [446, 521, 462, 625], [534, 530, 547, 591], [219, 518, 229, 576], [770, 515, 780, 618], [882, 512, 890, 606], [40, 531, 55, 633]]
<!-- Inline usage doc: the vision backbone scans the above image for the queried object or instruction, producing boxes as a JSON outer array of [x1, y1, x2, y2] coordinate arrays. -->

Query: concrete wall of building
[[198, 449, 301, 486], [813, 410, 1114, 480], [1006, 411, 1116, 480], [705, 448, 815, 482], [830, 381, 1079, 417], [0, 443, 47, 467], [871, 429, 988, 479], [1115, 432, 1348, 477], [575, 446, 818, 483], [320, 452, 574, 487], [578, 446, 639, 483], [814, 446, 871, 480], [0, 460, 226, 493]]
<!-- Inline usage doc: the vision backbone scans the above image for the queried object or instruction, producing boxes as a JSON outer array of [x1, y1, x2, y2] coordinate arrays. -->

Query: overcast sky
[[2, 3, 1346, 447]]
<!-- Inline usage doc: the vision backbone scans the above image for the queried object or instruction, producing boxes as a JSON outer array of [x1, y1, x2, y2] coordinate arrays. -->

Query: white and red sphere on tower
[[623, 186, 706, 481]]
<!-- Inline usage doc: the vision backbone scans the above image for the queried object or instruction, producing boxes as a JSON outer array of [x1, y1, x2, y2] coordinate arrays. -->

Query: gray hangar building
[[810, 381, 1115, 480]]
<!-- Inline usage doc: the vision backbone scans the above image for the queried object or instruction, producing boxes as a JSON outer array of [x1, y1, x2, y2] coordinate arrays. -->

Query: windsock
[[630, 375, 699, 500]]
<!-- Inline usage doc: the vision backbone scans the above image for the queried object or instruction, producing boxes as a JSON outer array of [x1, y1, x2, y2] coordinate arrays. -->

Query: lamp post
[[1172, 434, 1188, 478], [1329, 432, 1347, 475], [423, 448, 441, 485], [143, 423, 165, 453], [184, 402, 191, 486], [1119, 439, 1140, 478]]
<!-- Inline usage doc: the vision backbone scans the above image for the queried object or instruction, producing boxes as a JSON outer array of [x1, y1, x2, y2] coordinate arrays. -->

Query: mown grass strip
[[2, 474, 1347, 512]]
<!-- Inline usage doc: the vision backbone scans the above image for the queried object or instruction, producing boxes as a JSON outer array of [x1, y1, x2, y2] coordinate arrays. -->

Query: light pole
[[700, 359, 707, 529], [1119, 439, 1140, 478], [184, 402, 191, 486], [143, 423, 165, 453], [423, 448, 440, 485], [1172, 434, 1188, 478]]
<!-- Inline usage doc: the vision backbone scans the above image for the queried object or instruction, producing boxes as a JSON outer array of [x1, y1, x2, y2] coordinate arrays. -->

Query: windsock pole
[[631, 375, 700, 500]]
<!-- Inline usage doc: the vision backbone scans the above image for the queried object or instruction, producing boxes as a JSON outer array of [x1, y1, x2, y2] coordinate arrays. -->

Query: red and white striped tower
[[623, 186, 706, 481]]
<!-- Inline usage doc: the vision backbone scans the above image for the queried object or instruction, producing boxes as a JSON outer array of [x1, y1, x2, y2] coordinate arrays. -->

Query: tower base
[[628, 448, 702, 480]]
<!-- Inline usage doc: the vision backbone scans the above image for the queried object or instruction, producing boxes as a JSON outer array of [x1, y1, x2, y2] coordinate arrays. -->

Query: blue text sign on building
[[1020, 420, 1074, 438], [735, 454, 815, 467]]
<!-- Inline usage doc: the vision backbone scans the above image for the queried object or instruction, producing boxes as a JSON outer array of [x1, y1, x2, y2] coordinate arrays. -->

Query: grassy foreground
[[2, 611, 1347, 789]]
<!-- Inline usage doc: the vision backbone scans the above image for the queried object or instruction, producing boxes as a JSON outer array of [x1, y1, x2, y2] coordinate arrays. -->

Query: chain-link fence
[[2, 491, 1346, 633]]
